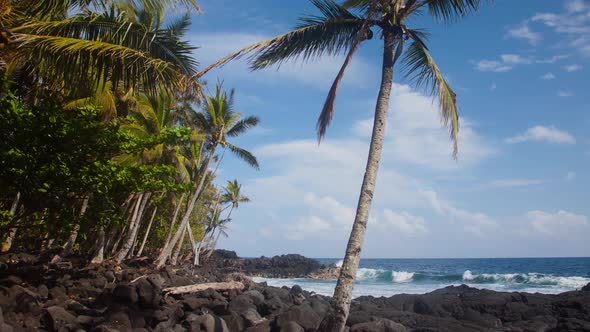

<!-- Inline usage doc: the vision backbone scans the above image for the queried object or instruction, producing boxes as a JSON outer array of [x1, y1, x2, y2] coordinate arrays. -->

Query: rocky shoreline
[[1, 250, 589, 331]]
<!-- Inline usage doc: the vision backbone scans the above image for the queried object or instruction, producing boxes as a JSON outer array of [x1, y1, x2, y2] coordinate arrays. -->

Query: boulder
[[183, 313, 229, 332], [280, 321, 305, 332], [275, 304, 321, 331], [43, 306, 78, 331], [113, 283, 138, 304], [136, 275, 163, 308], [350, 319, 408, 332]]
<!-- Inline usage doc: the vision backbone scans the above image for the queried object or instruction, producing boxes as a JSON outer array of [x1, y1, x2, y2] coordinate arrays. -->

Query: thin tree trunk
[[136, 205, 158, 257], [129, 192, 152, 257], [110, 193, 139, 255], [155, 147, 217, 268], [163, 192, 185, 250], [1, 192, 21, 252], [90, 225, 106, 264], [320, 33, 394, 332], [185, 221, 199, 263], [171, 226, 186, 265], [52, 195, 90, 262], [113, 192, 146, 264]]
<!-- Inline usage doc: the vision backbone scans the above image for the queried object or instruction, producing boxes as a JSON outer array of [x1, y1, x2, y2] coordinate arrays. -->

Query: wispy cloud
[[529, 2, 590, 56], [558, 91, 574, 97], [541, 73, 556, 80], [472, 54, 568, 73], [526, 210, 588, 235], [472, 60, 512, 72], [506, 125, 576, 144], [488, 179, 547, 188], [506, 23, 542, 45], [564, 64, 582, 72]]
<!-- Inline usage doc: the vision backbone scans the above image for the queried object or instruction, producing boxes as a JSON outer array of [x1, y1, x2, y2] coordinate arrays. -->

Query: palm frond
[[226, 143, 259, 170], [196, 0, 363, 77], [420, 0, 482, 21], [12, 34, 199, 95], [316, 32, 363, 140], [401, 38, 459, 158], [226, 116, 259, 137]]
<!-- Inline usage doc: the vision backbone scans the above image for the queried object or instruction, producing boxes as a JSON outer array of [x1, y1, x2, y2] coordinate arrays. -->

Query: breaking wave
[[352, 268, 589, 288]]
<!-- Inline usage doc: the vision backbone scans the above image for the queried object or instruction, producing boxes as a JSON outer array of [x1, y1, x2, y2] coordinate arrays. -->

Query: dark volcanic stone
[[43, 306, 78, 331], [183, 313, 229, 332], [113, 282, 138, 304], [275, 304, 321, 331], [350, 319, 408, 332]]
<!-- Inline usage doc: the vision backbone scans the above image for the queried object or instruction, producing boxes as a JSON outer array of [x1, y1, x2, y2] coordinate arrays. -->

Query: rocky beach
[[1, 250, 589, 332]]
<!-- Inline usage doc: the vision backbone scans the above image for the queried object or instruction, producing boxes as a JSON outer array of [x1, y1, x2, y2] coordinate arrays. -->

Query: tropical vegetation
[[0, 0, 256, 268]]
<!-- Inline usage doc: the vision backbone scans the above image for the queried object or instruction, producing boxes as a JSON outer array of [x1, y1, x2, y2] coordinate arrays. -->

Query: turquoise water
[[254, 257, 590, 297]]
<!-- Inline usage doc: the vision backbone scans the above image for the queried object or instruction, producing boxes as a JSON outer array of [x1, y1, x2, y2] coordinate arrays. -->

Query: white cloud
[[354, 83, 496, 169], [473, 60, 512, 72], [192, 32, 375, 87], [420, 190, 496, 237], [526, 210, 588, 234], [501, 54, 532, 65], [564, 64, 582, 72], [541, 73, 556, 80], [488, 179, 546, 188], [473, 54, 567, 73], [506, 126, 576, 144], [506, 24, 542, 45], [566, 0, 588, 13], [558, 91, 575, 97], [378, 209, 428, 235], [530, 2, 590, 56]]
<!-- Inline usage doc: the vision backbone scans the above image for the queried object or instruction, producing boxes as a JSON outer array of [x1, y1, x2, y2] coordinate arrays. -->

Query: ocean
[[253, 257, 590, 298]]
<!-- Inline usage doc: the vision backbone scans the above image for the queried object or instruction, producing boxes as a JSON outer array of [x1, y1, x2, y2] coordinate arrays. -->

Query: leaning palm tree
[[155, 84, 260, 268], [199, 0, 483, 329]]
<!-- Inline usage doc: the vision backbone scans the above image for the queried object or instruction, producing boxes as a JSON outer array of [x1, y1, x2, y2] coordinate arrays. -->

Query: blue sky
[[187, 0, 589, 258]]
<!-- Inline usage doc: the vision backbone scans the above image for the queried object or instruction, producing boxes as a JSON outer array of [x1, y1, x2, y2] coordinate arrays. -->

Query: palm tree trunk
[[171, 226, 187, 265], [155, 146, 217, 268], [320, 33, 395, 332], [113, 192, 148, 264], [51, 195, 90, 262], [109, 193, 138, 254], [136, 205, 158, 256], [162, 192, 185, 250], [1, 192, 21, 252], [90, 225, 106, 264], [186, 221, 197, 263], [205, 206, 232, 261]]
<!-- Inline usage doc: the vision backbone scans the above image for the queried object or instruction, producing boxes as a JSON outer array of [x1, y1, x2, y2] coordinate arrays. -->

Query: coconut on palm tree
[[155, 84, 260, 268], [199, 0, 483, 329]]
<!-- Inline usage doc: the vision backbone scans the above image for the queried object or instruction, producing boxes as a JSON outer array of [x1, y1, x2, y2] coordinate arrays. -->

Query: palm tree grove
[[2, 1, 589, 331]]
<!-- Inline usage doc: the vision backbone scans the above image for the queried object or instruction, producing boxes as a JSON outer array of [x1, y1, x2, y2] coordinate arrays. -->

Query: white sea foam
[[356, 268, 385, 281], [462, 271, 590, 288], [335, 260, 343, 268], [463, 270, 474, 281], [392, 271, 414, 283]]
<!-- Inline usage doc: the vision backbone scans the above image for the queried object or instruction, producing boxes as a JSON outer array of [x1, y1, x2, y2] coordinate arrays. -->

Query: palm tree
[[203, 179, 249, 259], [155, 84, 260, 268], [1, 0, 202, 97], [199, 0, 483, 329]]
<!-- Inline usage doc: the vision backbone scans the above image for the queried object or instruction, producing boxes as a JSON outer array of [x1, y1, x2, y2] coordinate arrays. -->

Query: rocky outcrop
[[203, 251, 325, 278], [1, 252, 590, 331]]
